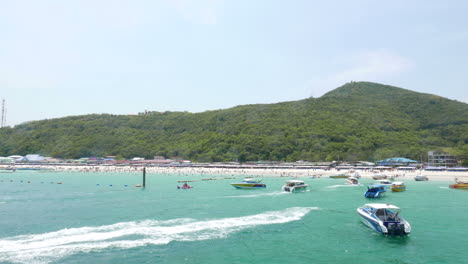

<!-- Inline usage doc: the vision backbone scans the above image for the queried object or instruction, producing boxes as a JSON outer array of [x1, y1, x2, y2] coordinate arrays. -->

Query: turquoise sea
[[0, 170, 467, 264]]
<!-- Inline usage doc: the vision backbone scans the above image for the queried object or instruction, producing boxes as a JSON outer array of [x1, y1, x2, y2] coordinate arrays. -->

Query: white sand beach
[[5, 164, 467, 182]]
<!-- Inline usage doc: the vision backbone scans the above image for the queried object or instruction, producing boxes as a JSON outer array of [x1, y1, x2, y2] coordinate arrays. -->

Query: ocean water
[[0, 171, 467, 264]]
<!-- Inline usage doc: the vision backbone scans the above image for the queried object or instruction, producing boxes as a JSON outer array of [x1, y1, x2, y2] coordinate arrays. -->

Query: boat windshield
[[375, 208, 401, 221]]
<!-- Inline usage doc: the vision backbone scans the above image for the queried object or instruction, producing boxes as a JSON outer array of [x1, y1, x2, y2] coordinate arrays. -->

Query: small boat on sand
[[391, 182, 406, 192], [230, 178, 266, 189], [357, 203, 411, 236], [372, 174, 388, 180], [282, 180, 308, 192], [414, 175, 429, 181]]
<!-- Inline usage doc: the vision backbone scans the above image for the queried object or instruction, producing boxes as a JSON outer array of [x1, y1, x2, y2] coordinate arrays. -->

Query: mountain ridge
[[1, 82, 467, 162]]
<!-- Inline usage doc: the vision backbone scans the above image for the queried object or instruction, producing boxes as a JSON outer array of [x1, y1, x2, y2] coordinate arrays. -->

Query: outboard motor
[[387, 223, 406, 236]]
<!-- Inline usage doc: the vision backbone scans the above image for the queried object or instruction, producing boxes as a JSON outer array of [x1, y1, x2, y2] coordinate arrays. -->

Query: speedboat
[[414, 175, 428, 181], [376, 179, 393, 188], [364, 184, 386, 198], [282, 180, 308, 192], [391, 181, 406, 192], [346, 176, 359, 185], [230, 178, 266, 189], [449, 178, 468, 189], [357, 203, 411, 236]]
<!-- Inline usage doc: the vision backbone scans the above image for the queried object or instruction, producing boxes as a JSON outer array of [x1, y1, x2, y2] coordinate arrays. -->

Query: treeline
[[1, 82, 467, 163]]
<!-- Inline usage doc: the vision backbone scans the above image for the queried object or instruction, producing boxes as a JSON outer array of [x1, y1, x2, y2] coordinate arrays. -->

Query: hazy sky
[[1, 0, 467, 126]]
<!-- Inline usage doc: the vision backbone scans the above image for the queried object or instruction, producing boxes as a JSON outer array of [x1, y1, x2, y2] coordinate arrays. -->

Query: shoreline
[[3, 164, 467, 182]]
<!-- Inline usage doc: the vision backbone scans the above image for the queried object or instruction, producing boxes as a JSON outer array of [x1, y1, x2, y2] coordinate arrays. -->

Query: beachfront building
[[427, 151, 458, 167], [15, 154, 47, 163], [376, 157, 418, 167]]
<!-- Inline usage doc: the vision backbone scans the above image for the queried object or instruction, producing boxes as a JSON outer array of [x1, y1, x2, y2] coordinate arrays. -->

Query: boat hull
[[231, 183, 266, 189], [449, 183, 468, 189], [391, 186, 406, 192], [282, 185, 308, 192]]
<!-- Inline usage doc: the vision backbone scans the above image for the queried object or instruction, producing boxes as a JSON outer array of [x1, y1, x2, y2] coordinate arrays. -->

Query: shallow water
[[0, 171, 466, 264]]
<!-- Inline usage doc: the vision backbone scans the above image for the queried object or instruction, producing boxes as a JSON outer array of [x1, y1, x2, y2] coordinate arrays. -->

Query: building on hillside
[[377, 157, 418, 166], [20, 154, 46, 162], [427, 151, 458, 167]]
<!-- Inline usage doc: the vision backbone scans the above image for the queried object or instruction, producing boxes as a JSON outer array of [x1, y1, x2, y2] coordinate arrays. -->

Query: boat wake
[[326, 184, 361, 188], [0, 207, 317, 264], [226, 191, 289, 198]]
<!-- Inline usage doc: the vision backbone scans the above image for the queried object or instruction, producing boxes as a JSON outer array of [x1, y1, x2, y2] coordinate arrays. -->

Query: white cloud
[[307, 50, 414, 97]]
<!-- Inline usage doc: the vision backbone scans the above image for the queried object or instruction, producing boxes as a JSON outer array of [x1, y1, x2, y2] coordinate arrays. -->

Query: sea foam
[[0, 207, 317, 264]]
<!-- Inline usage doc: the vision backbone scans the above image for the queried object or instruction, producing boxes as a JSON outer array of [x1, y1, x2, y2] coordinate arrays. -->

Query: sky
[[1, 0, 467, 126]]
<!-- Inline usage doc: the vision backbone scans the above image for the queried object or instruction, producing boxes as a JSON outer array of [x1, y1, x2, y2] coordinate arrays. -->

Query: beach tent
[[377, 157, 418, 166]]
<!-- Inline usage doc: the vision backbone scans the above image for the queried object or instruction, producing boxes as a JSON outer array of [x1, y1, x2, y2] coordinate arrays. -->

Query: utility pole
[[143, 167, 146, 188]]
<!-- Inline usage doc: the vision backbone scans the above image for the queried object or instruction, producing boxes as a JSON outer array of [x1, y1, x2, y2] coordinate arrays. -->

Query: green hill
[[1, 82, 467, 162]]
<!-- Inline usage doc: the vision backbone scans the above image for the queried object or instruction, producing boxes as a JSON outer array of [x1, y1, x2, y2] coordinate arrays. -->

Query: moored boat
[[391, 181, 406, 192], [372, 174, 388, 180], [449, 183, 468, 189], [357, 203, 411, 236], [329, 174, 350, 179], [414, 175, 429, 181], [364, 184, 386, 198], [230, 178, 266, 189], [282, 180, 308, 192], [449, 178, 468, 189], [346, 176, 359, 185]]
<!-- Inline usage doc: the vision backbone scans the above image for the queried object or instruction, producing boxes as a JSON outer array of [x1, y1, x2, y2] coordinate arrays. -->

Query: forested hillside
[[1, 82, 467, 162]]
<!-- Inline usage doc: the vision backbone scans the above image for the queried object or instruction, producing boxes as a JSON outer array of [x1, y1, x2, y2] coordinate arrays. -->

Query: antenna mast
[[1, 99, 5, 128]]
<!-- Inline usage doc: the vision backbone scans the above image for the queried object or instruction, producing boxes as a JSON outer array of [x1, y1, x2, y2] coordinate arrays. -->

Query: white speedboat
[[282, 180, 308, 192], [376, 179, 393, 188], [357, 203, 411, 236]]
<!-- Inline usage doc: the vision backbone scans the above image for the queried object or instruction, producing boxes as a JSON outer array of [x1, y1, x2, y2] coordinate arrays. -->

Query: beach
[[5, 164, 467, 182]]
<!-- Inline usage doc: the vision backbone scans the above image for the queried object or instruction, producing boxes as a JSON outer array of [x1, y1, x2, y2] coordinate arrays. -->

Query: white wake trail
[[0, 207, 317, 264]]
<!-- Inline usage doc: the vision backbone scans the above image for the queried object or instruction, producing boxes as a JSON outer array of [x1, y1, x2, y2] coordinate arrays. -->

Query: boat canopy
[[392, 181, 404, 185], [286, 180, 305, 184], [243, 178, 262, 183], [363, 203, 400, 210]]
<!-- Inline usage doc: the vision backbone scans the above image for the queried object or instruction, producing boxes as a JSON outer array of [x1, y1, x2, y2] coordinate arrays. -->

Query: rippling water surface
[[0, 171, 466, 264]]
